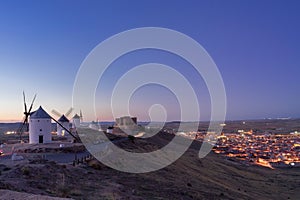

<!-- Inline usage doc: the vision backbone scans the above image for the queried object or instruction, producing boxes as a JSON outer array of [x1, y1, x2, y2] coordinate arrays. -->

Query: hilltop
[[0, 131, 299, 199]]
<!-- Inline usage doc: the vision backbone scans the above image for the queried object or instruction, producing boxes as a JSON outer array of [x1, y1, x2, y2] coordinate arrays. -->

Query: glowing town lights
[[211, 132, 300, 169], [5, 131, 16, 135]]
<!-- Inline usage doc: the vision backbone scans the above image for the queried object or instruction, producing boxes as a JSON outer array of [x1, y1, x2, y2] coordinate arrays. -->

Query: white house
[[57, 115, 70, 136], [72, 114, 81, 128], [29, 106, 52, 144]]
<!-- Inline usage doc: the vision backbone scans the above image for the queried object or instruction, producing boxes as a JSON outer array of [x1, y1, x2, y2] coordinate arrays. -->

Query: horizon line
[[0, 117, 298, 124]]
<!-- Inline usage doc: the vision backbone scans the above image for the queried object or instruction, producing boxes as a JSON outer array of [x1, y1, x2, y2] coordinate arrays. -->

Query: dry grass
[[0, 131, 299, 199]]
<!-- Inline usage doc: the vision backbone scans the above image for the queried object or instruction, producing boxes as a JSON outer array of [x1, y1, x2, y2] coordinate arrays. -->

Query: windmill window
[[38, 120, 40, 122], [40, 129, 42, 132]]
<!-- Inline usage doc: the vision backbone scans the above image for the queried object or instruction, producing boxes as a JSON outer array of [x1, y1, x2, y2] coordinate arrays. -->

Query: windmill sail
[[18, 92, 37, 141]]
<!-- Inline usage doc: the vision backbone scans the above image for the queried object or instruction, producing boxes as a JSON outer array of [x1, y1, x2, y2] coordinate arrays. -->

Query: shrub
[[21, 167, 30, 176], [128, 135, 135, 143]]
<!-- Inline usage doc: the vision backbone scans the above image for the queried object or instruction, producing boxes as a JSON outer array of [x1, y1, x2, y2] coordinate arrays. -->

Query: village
[[169, 128, 300, 169]]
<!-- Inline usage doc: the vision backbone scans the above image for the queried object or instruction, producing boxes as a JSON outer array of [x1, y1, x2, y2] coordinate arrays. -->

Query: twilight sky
[[0, 0, 299, 122]]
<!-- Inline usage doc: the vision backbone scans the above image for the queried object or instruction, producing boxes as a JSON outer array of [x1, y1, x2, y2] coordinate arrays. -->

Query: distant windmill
[[51, 107, 73, 136], [51, 107, 74, 119], [17, 91, 37, 141], [51, 107, 81, 142], [80, 110, 83, 122]]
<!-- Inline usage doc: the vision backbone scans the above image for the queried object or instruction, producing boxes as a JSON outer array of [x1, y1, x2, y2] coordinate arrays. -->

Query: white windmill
[[72, 114, 81, 128], [57, 115, 70, 136], [29, 106, 52, 144], [52, 108, 73, 136]]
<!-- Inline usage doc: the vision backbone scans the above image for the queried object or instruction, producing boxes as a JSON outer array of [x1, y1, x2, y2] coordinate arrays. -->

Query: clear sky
[[0, 0, 299, 122]]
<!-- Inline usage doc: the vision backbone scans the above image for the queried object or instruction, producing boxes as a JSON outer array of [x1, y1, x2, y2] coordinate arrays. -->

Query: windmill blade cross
[[65, 107, 74, 118], [24, 115, 29, 123], [28, 94, 37, 113], [19, 91, 36, 142], [51, 109, 62, 118], [18, 116, 26, 132], [23, 91, 27, 114]]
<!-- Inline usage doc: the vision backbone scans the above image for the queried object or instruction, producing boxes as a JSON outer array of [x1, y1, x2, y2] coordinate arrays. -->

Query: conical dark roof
[[73, 114, 80, 119], [30, 106, 51, 119], [58, 115, 69, 122]]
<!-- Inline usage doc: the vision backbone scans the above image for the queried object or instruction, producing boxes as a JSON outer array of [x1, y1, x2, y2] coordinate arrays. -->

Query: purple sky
[[0, 0, 299, 122]]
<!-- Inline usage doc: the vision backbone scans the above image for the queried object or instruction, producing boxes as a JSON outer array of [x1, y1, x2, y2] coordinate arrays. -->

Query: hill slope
[[0, 132, 299, 199]]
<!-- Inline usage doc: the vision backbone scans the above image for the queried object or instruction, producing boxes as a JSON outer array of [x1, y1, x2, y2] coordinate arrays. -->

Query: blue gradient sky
[[0, 0, 299, 122]]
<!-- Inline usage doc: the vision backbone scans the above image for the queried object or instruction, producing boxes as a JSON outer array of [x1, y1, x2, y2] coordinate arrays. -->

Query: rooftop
[[58, 115, 69, 122], [30, 106, 51, 119]]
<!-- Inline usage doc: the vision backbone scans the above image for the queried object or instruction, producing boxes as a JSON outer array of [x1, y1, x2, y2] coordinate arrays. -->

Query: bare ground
[[0, 132, 299, 200]]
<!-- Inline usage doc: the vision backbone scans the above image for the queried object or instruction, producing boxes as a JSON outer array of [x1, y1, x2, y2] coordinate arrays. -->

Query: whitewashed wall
[[29, 118, 52, 144], [72, 118, 80, 128], [57, 122, 70, 136]]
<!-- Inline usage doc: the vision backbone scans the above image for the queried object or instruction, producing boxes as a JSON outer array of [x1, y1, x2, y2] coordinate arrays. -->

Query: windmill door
[[39, 135, 43, 143]]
